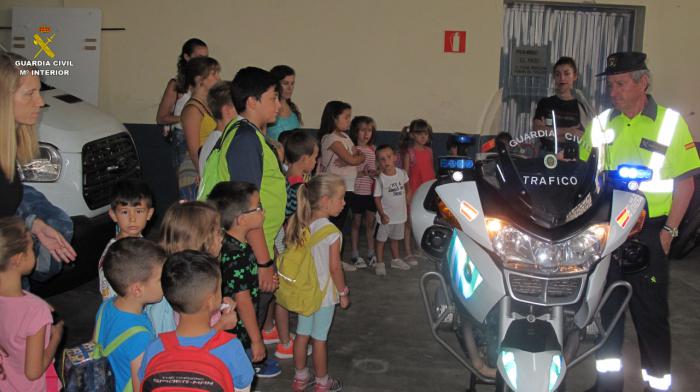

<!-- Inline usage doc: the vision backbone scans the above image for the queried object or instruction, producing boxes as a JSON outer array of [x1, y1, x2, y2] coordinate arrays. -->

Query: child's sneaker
[[314, 375, 342, 392], [262, 325, 280, 344], [292, 371, 315, 392], [367, 255, 377, 268], [254, 358, 281, 378], [275, 339, 294, 359], [351, 256, 368, 269], [374, 262, 387, 276], [404, 254, 419, 266], [390, 258, 411, 270], [342, 261, 357, 272]]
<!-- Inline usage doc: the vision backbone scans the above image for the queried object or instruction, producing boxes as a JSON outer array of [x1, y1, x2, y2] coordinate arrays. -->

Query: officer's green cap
[[597, 52, 648, 76]]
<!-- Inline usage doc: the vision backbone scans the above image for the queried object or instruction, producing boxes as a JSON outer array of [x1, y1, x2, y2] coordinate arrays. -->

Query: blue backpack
[[62, 303, 149, 392]]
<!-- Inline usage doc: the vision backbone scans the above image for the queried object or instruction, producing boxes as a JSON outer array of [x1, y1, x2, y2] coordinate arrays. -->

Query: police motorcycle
[[413, 95, 653, 391]]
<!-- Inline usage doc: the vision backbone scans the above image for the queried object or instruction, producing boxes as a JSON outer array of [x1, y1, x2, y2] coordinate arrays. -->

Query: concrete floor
[[48, 244, 700, 392]]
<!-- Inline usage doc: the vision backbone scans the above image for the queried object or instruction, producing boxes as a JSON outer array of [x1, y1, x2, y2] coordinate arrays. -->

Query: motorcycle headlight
[[486, 218, 608, 274], [20, 143, 61, 182]]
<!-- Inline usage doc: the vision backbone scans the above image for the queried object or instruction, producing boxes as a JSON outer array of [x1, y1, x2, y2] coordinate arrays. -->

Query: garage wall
[[1, 0, 699, 139]]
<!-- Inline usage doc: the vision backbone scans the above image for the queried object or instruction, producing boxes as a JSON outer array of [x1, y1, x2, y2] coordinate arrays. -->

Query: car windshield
[[476, 89, 608, 228]]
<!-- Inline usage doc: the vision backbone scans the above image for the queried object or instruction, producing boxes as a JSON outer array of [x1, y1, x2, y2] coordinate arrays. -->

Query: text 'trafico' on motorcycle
[[413, 99, 652, 391]]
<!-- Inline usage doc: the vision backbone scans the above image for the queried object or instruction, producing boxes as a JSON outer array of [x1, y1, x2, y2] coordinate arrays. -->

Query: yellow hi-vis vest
[[581, 105, 699, 217]]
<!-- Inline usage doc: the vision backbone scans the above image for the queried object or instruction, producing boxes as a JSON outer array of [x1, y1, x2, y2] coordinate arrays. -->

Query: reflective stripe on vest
[[639, 109, 680, 194], [642, 370, 672, 391], [595, 358, 622, 373], [590, 109, 612, 172], [590, 109, 612, 149]]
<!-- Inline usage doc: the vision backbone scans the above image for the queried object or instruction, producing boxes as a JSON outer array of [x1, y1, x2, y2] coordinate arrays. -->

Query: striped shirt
[[354, 145, 376, 196]]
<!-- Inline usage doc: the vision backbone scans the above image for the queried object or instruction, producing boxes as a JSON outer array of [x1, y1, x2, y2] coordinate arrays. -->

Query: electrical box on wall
[[11, 7, 102, 106]]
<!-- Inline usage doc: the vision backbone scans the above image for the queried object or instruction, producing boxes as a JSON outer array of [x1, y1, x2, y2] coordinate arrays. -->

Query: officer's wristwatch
[[662, 224, 679, 238]]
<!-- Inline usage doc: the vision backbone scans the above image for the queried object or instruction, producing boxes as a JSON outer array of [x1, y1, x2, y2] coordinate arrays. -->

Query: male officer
[[580, 52, 700, 391]]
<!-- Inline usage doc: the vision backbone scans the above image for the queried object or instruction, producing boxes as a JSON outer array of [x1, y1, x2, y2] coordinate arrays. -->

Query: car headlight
[[20, 143, 62, 182], [486, 218, 608, 274]]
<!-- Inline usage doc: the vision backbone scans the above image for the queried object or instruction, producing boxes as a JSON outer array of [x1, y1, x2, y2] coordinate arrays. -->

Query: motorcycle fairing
[[497, 349, 566, 392], [435, 181, 493, 251], [410, 180, 439, 246], [574, 255, 611, 329], [447, 229, 505, 323], [602, 190, 646, 257]]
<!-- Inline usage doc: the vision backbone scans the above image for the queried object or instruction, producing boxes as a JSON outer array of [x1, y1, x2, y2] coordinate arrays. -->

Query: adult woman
[[155, 39, 208, 177], [267, 65, 302, 141], [533, 56, 592, 140], [0, 52, 75, 264], [178, 56, 221, 199]]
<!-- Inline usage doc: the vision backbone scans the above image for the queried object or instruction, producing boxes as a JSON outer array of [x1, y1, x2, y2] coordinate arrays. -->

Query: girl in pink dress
[[0, 217, 63, 392], [399, 119, 436, 264]]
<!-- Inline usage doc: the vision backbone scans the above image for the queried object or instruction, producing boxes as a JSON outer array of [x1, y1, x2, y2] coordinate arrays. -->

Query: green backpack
[[197, 119, 242, 201], [275, 224, 339, 316]]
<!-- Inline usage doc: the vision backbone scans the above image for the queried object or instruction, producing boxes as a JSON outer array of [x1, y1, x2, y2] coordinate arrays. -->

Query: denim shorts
[[296, 305, 336, 341]]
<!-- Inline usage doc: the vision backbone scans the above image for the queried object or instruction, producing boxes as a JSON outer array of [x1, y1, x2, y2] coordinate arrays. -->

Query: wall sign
[[444, 31, 466, 53], [511, 45, 548, 76]]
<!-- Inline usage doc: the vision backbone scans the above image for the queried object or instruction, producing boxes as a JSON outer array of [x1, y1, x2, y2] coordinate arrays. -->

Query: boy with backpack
[[139, 250, 254, 392], [96, 238, 166, 391], [207, 181, 281, 378], [198, 67, 284, 297]]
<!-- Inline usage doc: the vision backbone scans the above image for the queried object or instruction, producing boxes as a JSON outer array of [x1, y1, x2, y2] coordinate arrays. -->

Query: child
[[199, 81, 237, 176], [348, 116, 378, 269], [316, 101, 365, 271], [139, 250, 254, 392], [98, 237, 166, 391], [285, 173, 350, 392], [446, 134, 460, 156], [399, 119, 436, 265], [99, 180, 155, 299], [208, 181, 281, 378], [373, 145, 412, 276], [0, 217, 63, 392], [269, 130, 318, 359], [97, 181, 176, 334], [198, 67, 285, 330], [180, 56, 221, 199], [158, 201, 224, 257]]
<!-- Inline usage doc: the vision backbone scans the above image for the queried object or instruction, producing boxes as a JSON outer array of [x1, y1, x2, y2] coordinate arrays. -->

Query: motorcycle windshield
[[478, 89, 606, 229]]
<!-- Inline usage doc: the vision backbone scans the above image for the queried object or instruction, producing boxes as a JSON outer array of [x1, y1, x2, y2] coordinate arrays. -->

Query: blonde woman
[[0, 52, 75, 264]]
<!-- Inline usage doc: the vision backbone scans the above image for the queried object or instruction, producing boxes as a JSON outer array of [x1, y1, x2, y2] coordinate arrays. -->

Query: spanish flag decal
[[460, 201, 479, 222], [685, 142, 696, 150], [616, 208, 630, 228]]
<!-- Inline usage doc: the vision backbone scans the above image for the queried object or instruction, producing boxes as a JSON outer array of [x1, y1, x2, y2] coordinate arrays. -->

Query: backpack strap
[[202, 330, 235, 351], [308, 224, 340, 248], [103, 326, 150, 357], [307, 224, 341, 298], [91, 302, 150, 359], [159, 331, 179, 350]]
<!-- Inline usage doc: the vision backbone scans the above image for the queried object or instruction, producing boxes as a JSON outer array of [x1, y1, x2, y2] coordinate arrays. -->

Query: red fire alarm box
[[444, 31, 466, 53]]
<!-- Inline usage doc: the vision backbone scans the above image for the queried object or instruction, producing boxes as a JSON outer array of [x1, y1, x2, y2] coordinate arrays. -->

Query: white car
[[23, 83, 141, 296]]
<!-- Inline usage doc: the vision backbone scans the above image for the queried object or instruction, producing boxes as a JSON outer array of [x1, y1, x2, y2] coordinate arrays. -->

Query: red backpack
[[141, 331, 235, 392]]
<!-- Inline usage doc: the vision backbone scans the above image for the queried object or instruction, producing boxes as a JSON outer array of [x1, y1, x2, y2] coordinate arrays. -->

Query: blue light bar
[[455, 134, 473, 144], [616, 164, 653, 181], [440, 157, 474, 170]]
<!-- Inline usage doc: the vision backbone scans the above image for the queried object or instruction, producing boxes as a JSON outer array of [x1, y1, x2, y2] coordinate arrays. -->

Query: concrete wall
[[2, 0, 699, 138]]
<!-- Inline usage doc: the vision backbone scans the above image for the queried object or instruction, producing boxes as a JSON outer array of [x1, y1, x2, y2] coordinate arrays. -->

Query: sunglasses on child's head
[[241, 204, 264, 215]]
